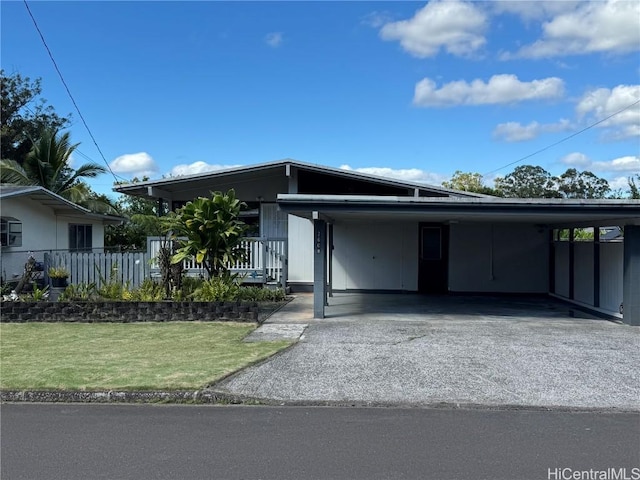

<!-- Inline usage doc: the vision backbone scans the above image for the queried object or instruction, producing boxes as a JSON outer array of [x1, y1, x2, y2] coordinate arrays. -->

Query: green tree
[[171, 190, 248, 279], [494, 165, 561, 198], [1, 70, 70, 164], [442, 170, 501, 196], [105, 178, 160, 250], [556, 168, 610, 199], [0, 128, 113, 212]]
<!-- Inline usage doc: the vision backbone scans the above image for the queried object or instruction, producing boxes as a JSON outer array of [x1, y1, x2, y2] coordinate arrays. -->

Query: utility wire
[[22, 105, 129, 182], [23, 0, 122, 184], [483, 98, 640, 176]]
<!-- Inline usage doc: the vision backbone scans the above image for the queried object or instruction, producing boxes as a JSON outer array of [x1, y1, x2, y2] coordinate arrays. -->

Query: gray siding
[[449, 223, 548, 293]]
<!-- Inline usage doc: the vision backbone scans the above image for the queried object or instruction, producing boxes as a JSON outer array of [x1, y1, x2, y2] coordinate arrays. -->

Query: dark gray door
[[418, 224, 449, 294]]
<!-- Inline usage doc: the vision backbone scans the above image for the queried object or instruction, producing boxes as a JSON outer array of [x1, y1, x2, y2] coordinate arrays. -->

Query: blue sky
[[2, 0, 639, 197]]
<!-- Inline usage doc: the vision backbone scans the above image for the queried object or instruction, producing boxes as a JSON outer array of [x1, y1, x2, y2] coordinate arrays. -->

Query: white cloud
[[169, 162, 242, 177], [339, 164, 447, 185], [361, 11, 394, 29], [493, 119, 573, 142], [413, 74, 565, 107], [507, 0, 640, 58], [265, 32, 283, 48], [491, 1, 580, 21], [560, 152, 592, 169], [379, 0, 487, 58], [560, 152, 640, 173], [576, 84, 640, 140], [110, 152, 158, 178], [608, 175, 635, 191]]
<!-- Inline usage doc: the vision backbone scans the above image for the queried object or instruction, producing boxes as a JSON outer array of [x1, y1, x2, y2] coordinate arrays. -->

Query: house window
[[0, 217, 22, 247], [69, 224, 93, 251]]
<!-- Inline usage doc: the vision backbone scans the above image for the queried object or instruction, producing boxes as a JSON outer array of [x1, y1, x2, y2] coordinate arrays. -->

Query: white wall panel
[[332, 221, 418, 291], [287, 215, 314, 283]]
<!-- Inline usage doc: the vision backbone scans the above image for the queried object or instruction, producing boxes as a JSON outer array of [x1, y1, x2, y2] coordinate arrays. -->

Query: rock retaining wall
[[0, 301, 259, 323]]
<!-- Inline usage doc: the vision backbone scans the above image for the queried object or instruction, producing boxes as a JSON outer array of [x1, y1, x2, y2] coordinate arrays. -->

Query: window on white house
[[69, 224, 93, 251], [0, 217, 22, 247]]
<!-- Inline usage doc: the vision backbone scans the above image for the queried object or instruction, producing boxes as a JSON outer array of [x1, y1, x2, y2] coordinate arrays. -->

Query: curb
[[2, 389, 638, 413], [0, 390, 250, 405]]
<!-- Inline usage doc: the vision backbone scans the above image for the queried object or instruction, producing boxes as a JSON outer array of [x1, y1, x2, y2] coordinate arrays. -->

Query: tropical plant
[[171, 190, 248, 279], [190, 274, 241, 302], [0, 128, 114, 213], [48, 266, 69, 278], [58, 283, 99, 301]]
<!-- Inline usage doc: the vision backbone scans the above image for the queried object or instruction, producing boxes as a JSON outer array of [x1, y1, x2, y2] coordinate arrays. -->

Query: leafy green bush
[[59, 283, 99, 301], [124, 279, 164, 301], [237, 286, 286, 302], [171, 276, 203, 301], [191, 275, 241, 302], [96, 264, 130, 300]]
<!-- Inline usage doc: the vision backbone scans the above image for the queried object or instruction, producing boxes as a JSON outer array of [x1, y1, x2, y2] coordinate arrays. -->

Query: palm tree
[[0, 128, 115, 213]]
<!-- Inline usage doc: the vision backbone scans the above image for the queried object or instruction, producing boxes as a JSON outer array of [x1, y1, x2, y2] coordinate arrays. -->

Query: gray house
[[114, 159, 640, 325]]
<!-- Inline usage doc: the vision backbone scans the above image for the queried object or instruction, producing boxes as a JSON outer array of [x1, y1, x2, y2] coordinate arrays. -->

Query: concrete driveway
[[212, 294, 640, 410]]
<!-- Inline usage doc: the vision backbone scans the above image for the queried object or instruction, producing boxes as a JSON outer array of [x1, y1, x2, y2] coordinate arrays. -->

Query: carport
[[277, 194, 640, 325]]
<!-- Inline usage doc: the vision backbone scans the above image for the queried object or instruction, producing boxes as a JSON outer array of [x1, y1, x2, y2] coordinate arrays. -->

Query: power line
[[482, 98, 640, 177], [21, 105, 129, 182], [23, 0, 122, 184]]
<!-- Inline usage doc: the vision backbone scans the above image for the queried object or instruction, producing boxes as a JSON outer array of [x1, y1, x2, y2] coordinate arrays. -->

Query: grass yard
[[0, 322, 290, 391]]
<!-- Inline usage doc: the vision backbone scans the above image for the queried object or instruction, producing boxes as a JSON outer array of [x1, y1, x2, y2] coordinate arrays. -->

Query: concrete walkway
[[212, 293, 640, 410]]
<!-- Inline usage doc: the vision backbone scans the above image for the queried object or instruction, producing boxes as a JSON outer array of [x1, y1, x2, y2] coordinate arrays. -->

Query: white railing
[[146, 237, 288, 286]]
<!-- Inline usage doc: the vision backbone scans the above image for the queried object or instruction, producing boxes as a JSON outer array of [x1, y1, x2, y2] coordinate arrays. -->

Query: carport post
[[313, 217, 327, 319], [328, 223, 334, 299], [623, 225, 640, 326]]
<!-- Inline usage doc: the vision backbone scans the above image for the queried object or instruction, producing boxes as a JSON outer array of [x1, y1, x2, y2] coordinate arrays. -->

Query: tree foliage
[[442, 170, 501, 196], [105, 178, 161, 250], [494, 165, 561, 198], [171, 190, 247, 279], [0, 128, 114, 213], [556, 168, 610, 199], [1, 70, 70, 164]]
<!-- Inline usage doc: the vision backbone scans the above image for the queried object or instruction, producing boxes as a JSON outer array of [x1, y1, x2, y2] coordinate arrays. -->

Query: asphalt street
[[1, 404, 638, 480]]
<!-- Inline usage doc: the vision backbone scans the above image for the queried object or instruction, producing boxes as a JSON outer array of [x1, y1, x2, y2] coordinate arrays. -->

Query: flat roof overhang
[[277, 194, 640, 227]]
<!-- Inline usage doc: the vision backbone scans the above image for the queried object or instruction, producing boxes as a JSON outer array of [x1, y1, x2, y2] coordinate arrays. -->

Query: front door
[[418, 223, 449, 294]]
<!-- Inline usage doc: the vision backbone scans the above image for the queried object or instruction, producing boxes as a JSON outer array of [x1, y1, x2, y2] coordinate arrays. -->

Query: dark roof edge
[[113, 158, 487, 198]]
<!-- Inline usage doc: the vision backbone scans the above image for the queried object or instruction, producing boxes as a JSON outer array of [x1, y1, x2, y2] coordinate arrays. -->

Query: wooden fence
[[45, 251, 150, 289]]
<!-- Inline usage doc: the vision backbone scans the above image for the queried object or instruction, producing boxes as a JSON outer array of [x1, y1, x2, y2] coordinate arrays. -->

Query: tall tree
[[0, 128, 111, 211], [442, 171, 501, 196], [556, 168, 610, 199], [494, 165, 561, 198], [1, 70, 70, 164]]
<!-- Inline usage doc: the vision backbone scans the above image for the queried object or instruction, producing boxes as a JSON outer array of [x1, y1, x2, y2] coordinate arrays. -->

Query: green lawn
[[0, 322, 290, 391]]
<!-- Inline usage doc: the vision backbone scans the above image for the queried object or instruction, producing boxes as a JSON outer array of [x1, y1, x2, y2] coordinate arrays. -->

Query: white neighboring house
[[0, 185, 122, 281]]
